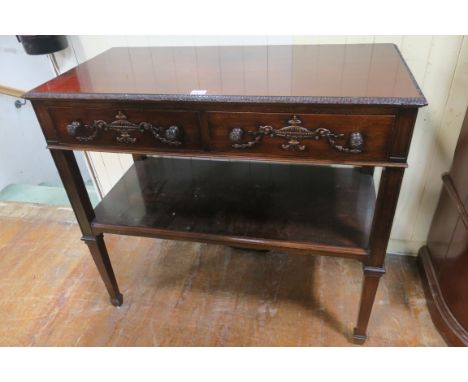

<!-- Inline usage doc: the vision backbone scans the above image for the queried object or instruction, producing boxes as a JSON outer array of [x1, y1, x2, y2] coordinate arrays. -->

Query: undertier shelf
[[92, 157, 376, 257]]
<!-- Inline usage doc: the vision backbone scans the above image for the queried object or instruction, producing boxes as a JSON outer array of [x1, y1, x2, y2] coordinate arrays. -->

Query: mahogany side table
[[25, 44, 427, 343]]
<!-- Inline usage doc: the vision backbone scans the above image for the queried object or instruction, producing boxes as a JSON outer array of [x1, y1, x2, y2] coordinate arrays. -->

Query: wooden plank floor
[[0, 201, 445, 346]]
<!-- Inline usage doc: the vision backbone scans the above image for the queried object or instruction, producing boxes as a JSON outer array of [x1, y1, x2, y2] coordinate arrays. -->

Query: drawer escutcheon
[[229, 115, 364, 153], [66, 111, 182, 146]]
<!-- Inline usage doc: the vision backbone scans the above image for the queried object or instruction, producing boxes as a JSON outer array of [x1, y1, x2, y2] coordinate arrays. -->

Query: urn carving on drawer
[[66, 111, 182, 146], [229, 115, 365, 153]]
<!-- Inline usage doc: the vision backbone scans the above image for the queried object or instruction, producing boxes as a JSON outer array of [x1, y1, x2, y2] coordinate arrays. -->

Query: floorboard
[[0, 201, 446, 346]]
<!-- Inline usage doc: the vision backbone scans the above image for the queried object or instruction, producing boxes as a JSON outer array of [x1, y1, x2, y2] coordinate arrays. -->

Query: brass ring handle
[[229, 127, 263, 149], [66, 111, 182, 146], [228, 115, 364, 153]]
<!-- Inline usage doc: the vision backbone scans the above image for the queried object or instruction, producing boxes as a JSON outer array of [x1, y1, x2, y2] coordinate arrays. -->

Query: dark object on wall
[[418, 107, 468, 346], [17, 35, 68, 55]]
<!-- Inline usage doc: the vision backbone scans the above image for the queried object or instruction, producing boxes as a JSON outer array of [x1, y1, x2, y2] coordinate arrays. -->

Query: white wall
[[0, 35, 91, 189], [55, 35, 468, 255]]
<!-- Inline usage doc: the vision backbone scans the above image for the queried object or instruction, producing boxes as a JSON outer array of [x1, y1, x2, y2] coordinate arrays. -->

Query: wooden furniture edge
[[23, 91, 428, 107], [45, 144, 409, 168], [91, 222, 368, 260], [417, 246, 468, 346]]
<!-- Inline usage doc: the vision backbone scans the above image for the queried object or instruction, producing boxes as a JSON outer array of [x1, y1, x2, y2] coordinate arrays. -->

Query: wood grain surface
[[24, 45, 426, 106], [0, 201, 445, 346], [92, 158, 375, 256]]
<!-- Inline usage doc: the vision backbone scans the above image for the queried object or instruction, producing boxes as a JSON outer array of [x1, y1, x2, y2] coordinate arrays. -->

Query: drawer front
[[48, 107, 202, 151], [208, 112, 396, 162]]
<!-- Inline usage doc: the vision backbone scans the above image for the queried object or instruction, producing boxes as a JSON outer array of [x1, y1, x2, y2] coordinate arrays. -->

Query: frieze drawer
[[207, 112, 396, 162], [48, 107, 203, 151]]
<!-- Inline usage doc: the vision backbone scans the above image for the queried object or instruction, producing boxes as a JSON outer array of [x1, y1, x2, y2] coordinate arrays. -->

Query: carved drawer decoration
[[229, 115, 364, 153], [66, 111, 182, 146]]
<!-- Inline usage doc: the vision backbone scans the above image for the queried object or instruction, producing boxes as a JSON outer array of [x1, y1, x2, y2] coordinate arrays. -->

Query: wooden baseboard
[[417, 246, 468, 346]]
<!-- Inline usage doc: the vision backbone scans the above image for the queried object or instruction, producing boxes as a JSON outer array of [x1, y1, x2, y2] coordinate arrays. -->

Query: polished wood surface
[[207, 112, 395, 162], [50, 149, 122, 306], [418, 248, 467, 346], [25, 45, 426, 106], [48, 107, 202, 151], [418, 108, 468, 346], [92, 157, 375, 256], [25, 44, 427, 343], [0, 202, 445, 346], [36, 102, 415, 168], [43, 106, 399, 164]]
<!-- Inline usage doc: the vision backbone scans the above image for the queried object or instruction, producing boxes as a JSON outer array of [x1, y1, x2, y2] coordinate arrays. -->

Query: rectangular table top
[[25, 44, 426, 106]]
